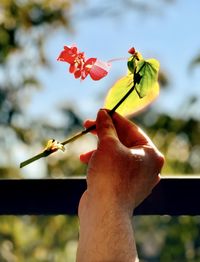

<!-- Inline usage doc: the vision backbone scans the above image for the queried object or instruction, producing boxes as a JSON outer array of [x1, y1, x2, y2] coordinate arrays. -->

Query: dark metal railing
[[0, 176, 199, 215]]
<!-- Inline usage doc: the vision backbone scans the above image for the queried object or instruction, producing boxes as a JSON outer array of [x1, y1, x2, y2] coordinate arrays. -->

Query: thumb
[[96, 109, 118, 142]]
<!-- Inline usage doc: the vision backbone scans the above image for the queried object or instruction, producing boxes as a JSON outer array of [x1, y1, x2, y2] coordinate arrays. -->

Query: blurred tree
[[74, 0, 173, 19], [0, 0, 86, 177], [135, 216, 200, 262], [0, 215, 79, 262], [134, 110, 200, 174]]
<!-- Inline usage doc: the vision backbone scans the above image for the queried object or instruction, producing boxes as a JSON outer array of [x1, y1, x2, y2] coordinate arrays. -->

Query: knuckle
[[145, 146, 165, 170], [157, 152, 165, 169], [101, 121, 114, 131], [100, 135, 118, 146]]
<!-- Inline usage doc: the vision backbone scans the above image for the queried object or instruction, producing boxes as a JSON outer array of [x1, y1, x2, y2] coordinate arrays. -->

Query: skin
[[76, 109, 164, 262]]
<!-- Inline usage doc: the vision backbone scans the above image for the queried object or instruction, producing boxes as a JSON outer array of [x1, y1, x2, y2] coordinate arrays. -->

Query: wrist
[[77, 191, 138, 262], [78, 189, 134, 220]]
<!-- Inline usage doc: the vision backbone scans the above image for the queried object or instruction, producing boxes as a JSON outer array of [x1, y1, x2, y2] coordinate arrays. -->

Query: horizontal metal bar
[[0, 176, 199, 215]]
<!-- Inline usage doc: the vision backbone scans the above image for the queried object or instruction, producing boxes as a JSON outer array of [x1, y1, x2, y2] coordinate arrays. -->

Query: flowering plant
[[57, 44, 111, 80], [20, 45, 160, 168]]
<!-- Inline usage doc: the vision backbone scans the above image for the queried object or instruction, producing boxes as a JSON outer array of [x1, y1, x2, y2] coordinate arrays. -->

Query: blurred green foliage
[[0, 0, 200, 261], [0, 0, 86, 178], [135, 112, 200, 174], [0, 215, 79, 261], [135, 216, 200, 262]]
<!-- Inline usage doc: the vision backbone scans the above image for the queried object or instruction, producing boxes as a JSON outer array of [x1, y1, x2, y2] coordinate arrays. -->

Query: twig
[[20, 67, 143, 168]]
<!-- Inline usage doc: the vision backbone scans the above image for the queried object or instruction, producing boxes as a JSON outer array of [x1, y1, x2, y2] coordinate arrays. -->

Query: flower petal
[[84, 58, 97, 68], [44, 139, 65, 152], [89, 60, 111, 81], [57, 45, 78, 64], [81, 70, 89, 80], [80, 58, 96, 80], [74, 70, 82, 79], [69, 63, 76, 73]]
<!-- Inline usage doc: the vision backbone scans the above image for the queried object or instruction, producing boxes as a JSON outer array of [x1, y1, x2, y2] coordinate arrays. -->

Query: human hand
[[79, 109, 164, 215]]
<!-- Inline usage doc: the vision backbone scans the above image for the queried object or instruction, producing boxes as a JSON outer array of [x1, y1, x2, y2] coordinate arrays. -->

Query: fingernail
[[97, 109, 107, 120], [100, 108, 109, 114], [99, 108, 106, 114]]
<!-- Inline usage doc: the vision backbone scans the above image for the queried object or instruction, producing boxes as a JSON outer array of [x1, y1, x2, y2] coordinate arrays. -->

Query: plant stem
[[60, 63, 144, 146], [20, 151, 49, 168], [61, 78, 138, 146], [20, 66, 144, 168]]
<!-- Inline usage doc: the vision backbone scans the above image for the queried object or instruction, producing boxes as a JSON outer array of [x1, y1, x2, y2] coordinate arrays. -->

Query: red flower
[[128, 47, 136, 55], [57, 45, 111, 81], [88, 59, 111, 81]]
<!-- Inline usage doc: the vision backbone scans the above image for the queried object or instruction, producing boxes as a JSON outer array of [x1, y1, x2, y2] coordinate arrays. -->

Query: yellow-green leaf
[[135, 58, 160, 98], [104, 73, 159, 116]]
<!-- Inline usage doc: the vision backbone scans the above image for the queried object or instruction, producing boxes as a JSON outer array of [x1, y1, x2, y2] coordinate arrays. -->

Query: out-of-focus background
[[0, 0, 200, 261]]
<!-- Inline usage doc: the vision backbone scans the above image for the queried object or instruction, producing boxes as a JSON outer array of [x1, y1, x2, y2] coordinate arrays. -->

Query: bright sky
[[27, 0, 200, 123]]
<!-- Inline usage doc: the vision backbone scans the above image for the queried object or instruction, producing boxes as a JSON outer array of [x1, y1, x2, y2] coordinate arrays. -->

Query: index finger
[[96, 109, 118, 142], [84, 110, 153, 148], [111, 111, 153, 148]]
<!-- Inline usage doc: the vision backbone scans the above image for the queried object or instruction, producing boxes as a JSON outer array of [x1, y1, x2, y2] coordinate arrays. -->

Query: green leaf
[[127, 51, 143, 74], [135, 59, 160, 98], [127, 57, 136, 74], [104, 59, 160, 116]]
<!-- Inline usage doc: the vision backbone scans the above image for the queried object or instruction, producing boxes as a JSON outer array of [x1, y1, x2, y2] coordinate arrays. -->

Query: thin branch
[[20, 67, 143, 168]]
